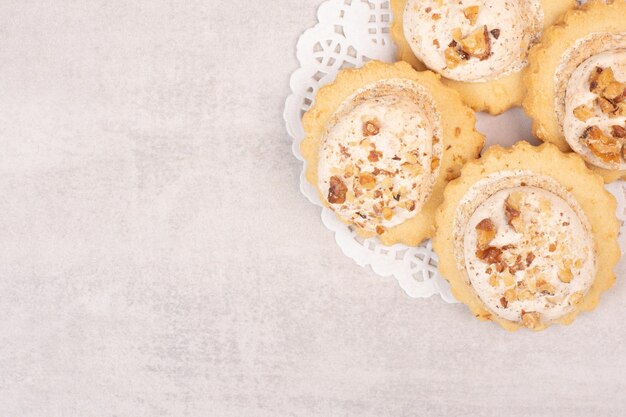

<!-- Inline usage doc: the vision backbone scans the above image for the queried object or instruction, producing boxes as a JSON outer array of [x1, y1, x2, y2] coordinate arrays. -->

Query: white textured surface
[[1, 1, 626, 416]]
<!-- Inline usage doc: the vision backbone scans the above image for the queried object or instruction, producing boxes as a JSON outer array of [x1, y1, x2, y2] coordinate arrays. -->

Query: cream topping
[[563, 50, 626, 170], [454, 171, 596, 324], [403, 0, 542, 82], [318, 79, 442, 234]]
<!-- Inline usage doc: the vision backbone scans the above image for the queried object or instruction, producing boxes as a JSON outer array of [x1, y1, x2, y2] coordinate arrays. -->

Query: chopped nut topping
[[518, 289, 534, 301], [344, 165, 355, 178], [476, 246, 502, 264], [558, 267, 573, 283], [489, 274, 499, 287], [359, 173, 377, 190], [430, 157, 440, 172], [444, 47, 464, 69], [452, 28, 463, 44], [604, 82, 626, 102], [501, 272, 515, 288], [490, 29, 500, 39], [328, 176, 348, 204], [500, 297, 508, 308], [405, 152, 419, 164], [504, 200, 520, 224], [596, 96, 618, 116], [363, 120, 380, 137], [376, 226, 386, 235], [536, 279, 556, 295], [403, 200, 416, 212], [504, 289, 517, 304], [583, 126, 621, 164], [587, 66, 626, 120], [504, 192, 522, 231], [382, 207, 393, 221], [368, 150, 382, 162], [589, 67, 614, 94], [569, 291, 583, 306], [476, 219, 496, 250], [526, 252, 535, 267], [402, 162, 422, 176], [521, 311, 540, 329], [573, 105, 595, 122], [460, 26, 491, 61], [612, 125, 626, 139], [463, 6, 480, 25]]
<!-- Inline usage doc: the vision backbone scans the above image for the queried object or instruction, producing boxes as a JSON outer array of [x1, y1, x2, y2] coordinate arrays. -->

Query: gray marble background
[[1, 1, 625, 416]]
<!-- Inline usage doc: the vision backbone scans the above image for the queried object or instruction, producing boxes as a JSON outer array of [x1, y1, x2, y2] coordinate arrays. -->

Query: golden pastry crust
[[301, 61, 484, 246], [434, 142, 620, 331], [524, 0, 626, 182], [391, 0, 576, 114]]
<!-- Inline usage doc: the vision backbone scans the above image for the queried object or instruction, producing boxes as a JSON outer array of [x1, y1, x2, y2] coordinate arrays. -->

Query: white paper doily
[[284, 0, 626, 302]]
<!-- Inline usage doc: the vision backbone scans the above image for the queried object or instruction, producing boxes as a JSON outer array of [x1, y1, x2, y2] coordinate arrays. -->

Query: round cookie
[[524, 0, 626, 182], [391, 0, 575, 114], [301, 61, 484, 246], [434, 142, 620, 331]]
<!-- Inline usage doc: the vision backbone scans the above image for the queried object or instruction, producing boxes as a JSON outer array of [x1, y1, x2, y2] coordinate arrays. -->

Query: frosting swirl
[[454, 171, 596, 325], [403, 0, 542, 82], [318, 79, 442, 234]]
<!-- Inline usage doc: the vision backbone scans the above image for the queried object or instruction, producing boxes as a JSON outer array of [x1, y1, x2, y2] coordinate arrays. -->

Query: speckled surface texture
[[1, 1, 625, 416]]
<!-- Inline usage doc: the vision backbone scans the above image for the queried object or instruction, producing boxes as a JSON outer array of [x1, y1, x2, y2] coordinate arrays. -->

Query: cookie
[[301, 61, 484, 246], [434, 142, 619, 331]]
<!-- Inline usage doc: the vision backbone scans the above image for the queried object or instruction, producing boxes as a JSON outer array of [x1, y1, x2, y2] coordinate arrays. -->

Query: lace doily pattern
[[284, 0, 624, 303]]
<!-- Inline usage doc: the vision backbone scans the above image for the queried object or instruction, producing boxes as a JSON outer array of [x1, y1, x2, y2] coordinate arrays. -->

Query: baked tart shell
[[433, 142, 620, 331], [301, 61, 484, 246]]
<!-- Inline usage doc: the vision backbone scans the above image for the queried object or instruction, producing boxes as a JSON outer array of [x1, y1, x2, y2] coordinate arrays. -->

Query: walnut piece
[[444, 47, 465, 69], [583, 126, 621, 164], [504, 192, 523, 231], [604, 81, 626, 102], [368, 150, 382, 162], [558, 267, 573, 283], [589, 67, 614, 94], [573, 105, 595, 122], [328, 176, 348, 204], [536, 279, 556, 296], [463, 6, 480, 25], [476, 246, 502, 265], [402, 162, 422, 176], [430, 157, 440, 172], [475, 218, 496, 250], [612, 125, 626, 139], [363, 120, 380, 137], [521, 311, 540, 329], [359, 173, 377, 190], [597, 97, 618, 116], [569, 291, 583, 306], [588, 66, 626, 118], [460, 26, 491, 60], [504, 288, 517, 305], [382, 207, 393, 221]]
